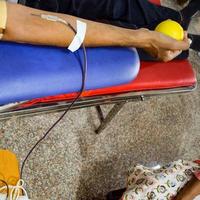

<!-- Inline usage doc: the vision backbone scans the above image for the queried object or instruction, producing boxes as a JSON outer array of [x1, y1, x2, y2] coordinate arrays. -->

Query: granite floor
[[0, 1, 200, 199]]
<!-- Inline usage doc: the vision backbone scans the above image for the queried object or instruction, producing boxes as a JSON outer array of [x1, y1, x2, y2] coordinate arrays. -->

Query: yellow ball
[[155, 19, 184, 41]]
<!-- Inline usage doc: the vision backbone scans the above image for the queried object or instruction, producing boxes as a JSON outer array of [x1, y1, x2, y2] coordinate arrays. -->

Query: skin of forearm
[[3, 3, 150, 48], [175, 176, 200, 200]]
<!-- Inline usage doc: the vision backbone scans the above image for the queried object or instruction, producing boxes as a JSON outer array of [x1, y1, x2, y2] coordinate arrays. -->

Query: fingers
[[154, 31, 190, 51], [158, 31, 189, 61], [168, 50, 182, 61], [159, 50, 182, 62], [144, 47, 182, 62], [171, 31, 190, 51], [184, 31, 188, 40], [182, 31, 190, 49], [184, 31, 192, 48], [172, 49, 182, 58]]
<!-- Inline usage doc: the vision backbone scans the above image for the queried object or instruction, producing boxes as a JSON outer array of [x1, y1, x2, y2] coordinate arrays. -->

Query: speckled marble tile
[[0, 1, 200, 200]]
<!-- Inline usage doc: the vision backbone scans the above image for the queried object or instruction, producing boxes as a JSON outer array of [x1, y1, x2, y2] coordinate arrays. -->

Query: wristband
[[0, 0, 7, 39]]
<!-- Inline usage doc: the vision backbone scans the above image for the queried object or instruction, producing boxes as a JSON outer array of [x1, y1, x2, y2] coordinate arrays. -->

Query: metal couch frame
[[0, 84, 196, 134]]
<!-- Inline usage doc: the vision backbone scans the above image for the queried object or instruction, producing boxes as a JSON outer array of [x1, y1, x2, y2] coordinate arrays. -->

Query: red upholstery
[[19, 0, 196, 107], [20, 60, 196, 107], [83, 60, 196, 95], [149, 0, 161, 5]]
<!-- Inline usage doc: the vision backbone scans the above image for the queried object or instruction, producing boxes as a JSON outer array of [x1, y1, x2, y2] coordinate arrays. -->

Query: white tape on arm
[[68, 20, 87, 52], [31, 14, 86, 52]]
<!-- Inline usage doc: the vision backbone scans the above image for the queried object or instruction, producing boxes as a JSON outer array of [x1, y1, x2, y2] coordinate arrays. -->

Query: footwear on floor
[[0, 150, 30, 200]]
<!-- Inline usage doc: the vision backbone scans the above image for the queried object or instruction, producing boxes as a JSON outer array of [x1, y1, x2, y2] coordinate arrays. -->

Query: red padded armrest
[[20, 60, 196, 107], [149, 0, 161, 5], [88, 60, 196, 96]]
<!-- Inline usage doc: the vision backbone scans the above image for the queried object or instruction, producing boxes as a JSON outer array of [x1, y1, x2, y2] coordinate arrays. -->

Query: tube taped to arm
[[68, 20, 87, 52], [0, 0, 7, 39], [31, 14, 86, 52]]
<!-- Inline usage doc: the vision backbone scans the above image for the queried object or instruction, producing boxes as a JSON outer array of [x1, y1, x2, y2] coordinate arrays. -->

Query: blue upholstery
[[0, 42, 140, 105]]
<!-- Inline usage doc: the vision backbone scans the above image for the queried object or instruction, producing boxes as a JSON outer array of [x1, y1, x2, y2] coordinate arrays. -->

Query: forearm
[[175, 176, 200, 200], [2, 3, 149, 48], [1, 3, 190, 62]]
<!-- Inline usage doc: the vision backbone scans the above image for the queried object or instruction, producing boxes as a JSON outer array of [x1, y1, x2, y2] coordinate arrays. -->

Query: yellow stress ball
[[155, 19, 184, 41]]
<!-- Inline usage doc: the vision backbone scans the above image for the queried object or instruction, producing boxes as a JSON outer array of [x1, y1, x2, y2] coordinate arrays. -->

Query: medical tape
[[68, 20, 87, 52], [32, 13, 87, 52], [0, 0, 7, 39]]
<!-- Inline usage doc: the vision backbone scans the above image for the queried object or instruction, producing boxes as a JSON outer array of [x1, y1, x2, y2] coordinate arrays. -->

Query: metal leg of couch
[[95, 102, 126, 134]]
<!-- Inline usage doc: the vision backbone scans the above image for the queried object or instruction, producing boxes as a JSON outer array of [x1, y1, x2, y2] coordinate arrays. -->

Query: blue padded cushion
[[0, 42, 140, 105]]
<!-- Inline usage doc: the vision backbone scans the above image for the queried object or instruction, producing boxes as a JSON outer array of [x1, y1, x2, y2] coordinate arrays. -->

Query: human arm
[[2, 3, 190, 61], [174, 175, 200, 200]]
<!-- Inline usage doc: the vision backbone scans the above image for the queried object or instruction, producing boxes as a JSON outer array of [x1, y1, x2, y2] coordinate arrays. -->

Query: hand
[[140, 29, 190, 62]]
